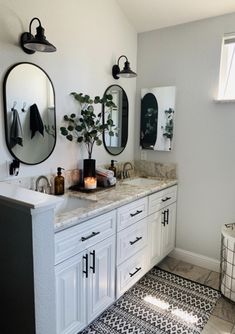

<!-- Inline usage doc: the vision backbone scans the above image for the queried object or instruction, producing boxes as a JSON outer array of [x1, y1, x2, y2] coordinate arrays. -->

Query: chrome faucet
[[123, 162, 133, 179], [35, 175, 51, 194]]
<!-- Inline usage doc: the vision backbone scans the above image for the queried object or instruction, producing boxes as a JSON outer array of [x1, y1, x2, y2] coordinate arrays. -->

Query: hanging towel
[[30, 103, 44, 138], [10, 109, 23, 148]]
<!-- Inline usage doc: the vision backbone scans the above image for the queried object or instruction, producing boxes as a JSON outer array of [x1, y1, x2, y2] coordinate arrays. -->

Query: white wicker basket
[[221, 223, 235, 301]]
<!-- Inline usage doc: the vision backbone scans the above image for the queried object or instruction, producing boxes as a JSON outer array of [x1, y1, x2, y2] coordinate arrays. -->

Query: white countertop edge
[[0, 182, 62, 210]]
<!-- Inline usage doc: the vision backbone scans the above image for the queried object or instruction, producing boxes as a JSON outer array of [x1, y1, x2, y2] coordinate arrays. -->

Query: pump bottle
[[109, 160, 117, 177], [54, 167, 65, 195]]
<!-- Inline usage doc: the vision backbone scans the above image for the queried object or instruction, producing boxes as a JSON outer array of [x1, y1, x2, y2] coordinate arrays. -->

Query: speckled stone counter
[[54, 177, 177, 232]]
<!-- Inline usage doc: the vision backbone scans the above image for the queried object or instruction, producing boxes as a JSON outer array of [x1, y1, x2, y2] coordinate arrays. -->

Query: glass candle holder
[[83, 159, 97, 189]]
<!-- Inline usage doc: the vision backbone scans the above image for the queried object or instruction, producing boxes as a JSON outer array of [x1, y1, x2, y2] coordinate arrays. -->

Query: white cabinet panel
[[55, 211, 116, 265], [148, 185, 177, 215], [87, 236, 115, 323], [116, 248, 147, 298], [148, 201, 177, 269], [148, 211, 162, 269], [117, 218, 148, 265], [117, 197, 148, 231], [55, 253, 86, 334], [161, 202, 176, 258]]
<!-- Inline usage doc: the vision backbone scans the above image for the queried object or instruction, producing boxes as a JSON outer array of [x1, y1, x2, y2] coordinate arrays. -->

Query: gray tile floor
[[158, 256, 235, 334]]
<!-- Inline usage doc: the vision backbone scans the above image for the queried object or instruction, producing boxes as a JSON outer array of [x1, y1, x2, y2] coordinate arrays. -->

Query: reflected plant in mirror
[[102, 85, 128, 155], [140, 86, 176, 151], [60, 92, 116, 159], [3, 62, 56, 165]]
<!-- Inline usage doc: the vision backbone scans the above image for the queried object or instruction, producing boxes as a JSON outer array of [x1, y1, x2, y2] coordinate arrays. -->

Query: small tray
[[69, 184, 115, 193]]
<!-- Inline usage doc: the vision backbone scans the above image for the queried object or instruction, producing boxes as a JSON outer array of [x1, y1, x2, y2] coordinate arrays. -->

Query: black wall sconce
[[112, 55, 137, 79], [20, 17, 56, 54]]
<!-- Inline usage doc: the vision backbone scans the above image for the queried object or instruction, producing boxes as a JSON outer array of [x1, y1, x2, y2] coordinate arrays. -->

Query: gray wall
[[136, 13, 235, 260]]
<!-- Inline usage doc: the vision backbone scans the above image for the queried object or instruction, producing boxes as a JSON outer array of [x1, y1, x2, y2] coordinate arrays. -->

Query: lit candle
[[84, 177, 97, 189]]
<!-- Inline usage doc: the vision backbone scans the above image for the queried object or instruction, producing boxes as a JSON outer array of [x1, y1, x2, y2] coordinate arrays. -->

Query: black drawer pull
[[129, 236, 142, 245], [166, 209, 169, 225], [83, 254, 88, 278], [130, 210, 143, 217], [129, 267, 141, 277], [81, 231, 100, 242], [161, 196, 171, 202], [90, 250, 96, 274], [161, 211, 166, 226]]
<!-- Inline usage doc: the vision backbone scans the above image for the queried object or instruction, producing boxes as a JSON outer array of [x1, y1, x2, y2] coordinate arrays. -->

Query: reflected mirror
[[140, 86, 175, 151], [3, 62, 56, 164], [103, 85, 128, 155]]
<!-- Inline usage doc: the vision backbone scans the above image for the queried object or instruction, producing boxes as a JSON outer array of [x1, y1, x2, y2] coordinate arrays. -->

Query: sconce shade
[[20, 17, 56, 54], [112, 55, 137, 79]]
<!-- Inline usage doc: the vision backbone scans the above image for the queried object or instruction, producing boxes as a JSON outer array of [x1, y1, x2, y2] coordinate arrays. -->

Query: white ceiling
[[117, 0, 235, 33]]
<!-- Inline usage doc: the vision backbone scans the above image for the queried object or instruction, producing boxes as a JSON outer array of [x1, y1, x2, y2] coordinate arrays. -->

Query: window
[[218, 34, 235, 101]]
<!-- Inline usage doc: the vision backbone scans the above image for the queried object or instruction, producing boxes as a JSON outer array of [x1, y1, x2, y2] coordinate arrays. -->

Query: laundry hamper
[[220, 223, 235, 302]]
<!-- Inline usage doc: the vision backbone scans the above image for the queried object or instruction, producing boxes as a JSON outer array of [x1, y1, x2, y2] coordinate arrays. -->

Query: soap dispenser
[[54, 167, 65, 195], [109, 160, 117, 177]]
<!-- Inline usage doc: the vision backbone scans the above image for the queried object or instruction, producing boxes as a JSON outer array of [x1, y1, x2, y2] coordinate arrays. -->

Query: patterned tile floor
[[158, 256, 235, 334]]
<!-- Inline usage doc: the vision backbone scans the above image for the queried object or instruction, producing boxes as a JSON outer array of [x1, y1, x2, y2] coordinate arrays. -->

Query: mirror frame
[[3, 62, 57, 165], [102, 84, 128, 156]]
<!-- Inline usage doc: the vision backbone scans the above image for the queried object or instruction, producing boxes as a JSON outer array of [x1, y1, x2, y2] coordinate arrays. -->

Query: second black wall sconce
[[112, 55, 137, 79]]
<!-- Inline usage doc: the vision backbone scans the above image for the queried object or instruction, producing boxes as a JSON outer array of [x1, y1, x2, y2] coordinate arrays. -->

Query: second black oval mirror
[[102, 85, 128, 155], [3, 62, 56, 165]]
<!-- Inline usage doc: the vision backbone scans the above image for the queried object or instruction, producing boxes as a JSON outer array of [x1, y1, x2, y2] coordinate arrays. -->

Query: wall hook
[[11, 101, 17, 111], [9, 159, 20, 176], [21, 102, 26, 112]]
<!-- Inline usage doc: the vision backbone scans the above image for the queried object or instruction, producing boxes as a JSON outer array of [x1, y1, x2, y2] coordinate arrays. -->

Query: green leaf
[[77, 136, 83, 142], [109, 131, 114, 136], [66, 134, 73, 141], [106, 94, 113, 100], [60, 127, 68, 136], [75, 125, 83, 131], [67, 125, 74, 131], [96, 139, 102, 146], [64, 115, 69, 121], [70, 113, 76, 118]]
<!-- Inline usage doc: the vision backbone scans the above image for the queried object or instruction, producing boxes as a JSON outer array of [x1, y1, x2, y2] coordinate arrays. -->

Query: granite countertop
[[54, 177, 178, 233]]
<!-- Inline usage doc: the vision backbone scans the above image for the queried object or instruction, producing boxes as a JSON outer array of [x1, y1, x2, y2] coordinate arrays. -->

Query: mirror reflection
[[140, 86, 175, 151], [103, 85, 128, 155], [3, 63, 56, 165]]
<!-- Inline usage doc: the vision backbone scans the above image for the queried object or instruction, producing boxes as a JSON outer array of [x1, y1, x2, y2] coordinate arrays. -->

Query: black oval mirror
[[140, 92, 158, 149], [3, 62, 56, 165], [102, 85, 128, 155]]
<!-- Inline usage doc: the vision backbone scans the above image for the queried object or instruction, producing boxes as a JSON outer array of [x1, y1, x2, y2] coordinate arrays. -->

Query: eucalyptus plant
[[163, 108, 174, 140], [60, 92, 116, 159]]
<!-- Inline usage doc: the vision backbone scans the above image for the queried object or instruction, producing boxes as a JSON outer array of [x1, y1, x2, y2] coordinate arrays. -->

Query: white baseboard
[[170, 248, 220, 272]]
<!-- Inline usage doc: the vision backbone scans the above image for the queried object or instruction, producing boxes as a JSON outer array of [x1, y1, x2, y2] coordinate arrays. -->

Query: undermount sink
[[55, 194, 95, 215], [122, 177, 162, 187]]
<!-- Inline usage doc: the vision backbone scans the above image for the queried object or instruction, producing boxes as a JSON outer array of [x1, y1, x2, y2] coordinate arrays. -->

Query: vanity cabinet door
[[55, 252, 87, 334], [148, 201, 176, 268], [87, 236, 115, 323], [148, 211, 162, 269], [161, 202, 176, 258]]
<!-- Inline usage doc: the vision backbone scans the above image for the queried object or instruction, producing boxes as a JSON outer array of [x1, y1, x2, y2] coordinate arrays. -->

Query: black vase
[[83, 159, 97, 189]]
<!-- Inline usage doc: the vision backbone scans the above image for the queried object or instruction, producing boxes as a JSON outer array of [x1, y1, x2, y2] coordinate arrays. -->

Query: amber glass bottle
[[54, 167, 65, 195], [109, 160, 117, 177]]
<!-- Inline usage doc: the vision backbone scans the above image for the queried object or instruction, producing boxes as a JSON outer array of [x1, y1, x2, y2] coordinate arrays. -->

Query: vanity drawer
[[55, 211, 116, 264], [116, 247, 148, 298], [148, 185, 177, 215], [116, 218, 148, 265], [117, 197, 148, 231]]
